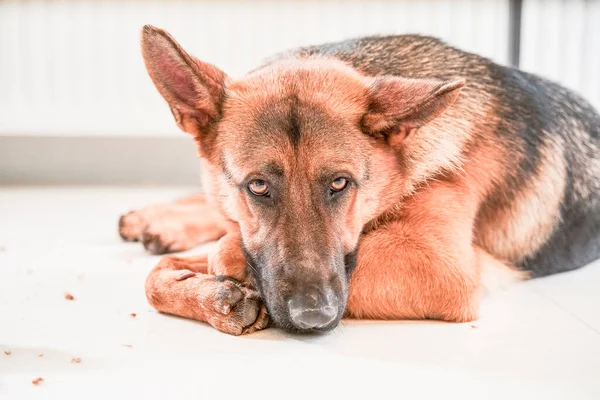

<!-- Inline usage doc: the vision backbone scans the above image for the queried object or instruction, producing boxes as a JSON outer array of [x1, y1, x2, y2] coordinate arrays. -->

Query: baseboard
[[0, 136, 202, 185]]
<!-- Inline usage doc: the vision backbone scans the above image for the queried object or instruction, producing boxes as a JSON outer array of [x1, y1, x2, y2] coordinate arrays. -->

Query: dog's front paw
[[205, 277, 269, 336]]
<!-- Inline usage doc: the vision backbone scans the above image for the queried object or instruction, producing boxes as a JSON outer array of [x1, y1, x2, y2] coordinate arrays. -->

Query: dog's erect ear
[[362, 77, 465, 137], [141, 25, 227, 140]]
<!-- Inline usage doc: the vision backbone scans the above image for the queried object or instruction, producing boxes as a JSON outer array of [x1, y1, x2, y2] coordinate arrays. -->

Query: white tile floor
[[1, 187, 599, 400]]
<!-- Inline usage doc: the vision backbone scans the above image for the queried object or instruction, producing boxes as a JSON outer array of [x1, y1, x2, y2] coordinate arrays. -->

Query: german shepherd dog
[[119, 25, 600, 335]]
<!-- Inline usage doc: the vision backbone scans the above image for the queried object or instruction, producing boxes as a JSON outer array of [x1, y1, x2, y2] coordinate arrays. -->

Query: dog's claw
[[242, 304, 269, 334], [175, 270, 196, 281], [220, 305, 231, 315]]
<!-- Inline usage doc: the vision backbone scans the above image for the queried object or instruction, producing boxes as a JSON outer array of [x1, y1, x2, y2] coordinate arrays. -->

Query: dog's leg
[[346, 182, 522, 322], [144, 233, 268, 335], [119, 194, 230, 254]]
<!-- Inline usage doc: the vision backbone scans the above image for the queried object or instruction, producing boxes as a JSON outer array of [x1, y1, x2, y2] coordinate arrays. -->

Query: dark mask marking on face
[[241, 243, 263, 292], [344, 249, 358, 278], [288, 95, 301, 146]]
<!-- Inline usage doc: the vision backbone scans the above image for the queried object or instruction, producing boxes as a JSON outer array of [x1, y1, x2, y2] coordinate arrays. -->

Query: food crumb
[[71, 357, 81, 363], [38, 353, 44, 357], [130, 313, 137, 318], [64, 293, 75, 300], [32, 377, 44, 385], [470, 324, 478, 329], [4, 350, 11, 356], [122, 344, 133, 348]]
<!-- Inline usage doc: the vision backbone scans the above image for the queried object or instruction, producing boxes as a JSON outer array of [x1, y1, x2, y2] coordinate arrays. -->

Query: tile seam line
[[529, 287, 600, 337]]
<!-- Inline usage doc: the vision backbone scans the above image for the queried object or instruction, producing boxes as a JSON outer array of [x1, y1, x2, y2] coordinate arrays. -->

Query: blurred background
[[1, 0, 599, 185]]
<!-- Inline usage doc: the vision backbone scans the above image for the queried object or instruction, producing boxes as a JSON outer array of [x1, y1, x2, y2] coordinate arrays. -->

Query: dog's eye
[[330, 177, 349, 193], [248, 179, 269, 196]]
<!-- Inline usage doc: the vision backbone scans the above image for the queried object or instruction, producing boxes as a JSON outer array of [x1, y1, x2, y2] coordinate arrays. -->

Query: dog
[[119, 25, 600, 335]]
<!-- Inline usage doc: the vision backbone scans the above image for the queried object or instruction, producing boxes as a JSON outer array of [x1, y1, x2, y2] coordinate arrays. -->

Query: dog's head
[[141, 26, 464, 332]]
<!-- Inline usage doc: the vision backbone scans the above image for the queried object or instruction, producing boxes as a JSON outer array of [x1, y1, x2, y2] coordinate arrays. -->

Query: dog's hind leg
[[119, 194, 231, 254], [345, 181, 525, 322], [346, 220, 481, 322], [144, 233, 268, 335]]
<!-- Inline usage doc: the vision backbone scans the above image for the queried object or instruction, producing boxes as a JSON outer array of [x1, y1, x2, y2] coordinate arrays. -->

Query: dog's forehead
[[223, 58, 370, 124], [217, 60, 371, 177], [219, 96, 368, 179]]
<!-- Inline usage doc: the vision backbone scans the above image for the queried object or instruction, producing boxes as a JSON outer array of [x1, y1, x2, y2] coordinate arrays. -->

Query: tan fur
[[119, 194, 231, 254], [476, 137, 567, 263], [347, 179, 482, 321], [479, 248, 530, 292], [144, 239, 268, 335], [568, 119, 600, 200]]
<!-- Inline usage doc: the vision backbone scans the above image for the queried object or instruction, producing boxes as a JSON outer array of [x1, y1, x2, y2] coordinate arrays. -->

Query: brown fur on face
[[211, 61, 375, 330]]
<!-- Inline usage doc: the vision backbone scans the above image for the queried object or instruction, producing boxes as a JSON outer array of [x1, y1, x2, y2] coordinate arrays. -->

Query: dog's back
[[275, 35, 600, 277]]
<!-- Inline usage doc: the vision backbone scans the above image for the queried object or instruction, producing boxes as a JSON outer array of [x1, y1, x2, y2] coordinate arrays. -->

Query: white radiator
[[0, 0, 510, 137], [520, 0, 600, 110]]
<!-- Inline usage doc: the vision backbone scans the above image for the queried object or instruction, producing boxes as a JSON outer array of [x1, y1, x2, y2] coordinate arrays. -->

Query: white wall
[[520, 0, 600, 109], [0, 0, 510, 137], [2, 0, 599, 141]]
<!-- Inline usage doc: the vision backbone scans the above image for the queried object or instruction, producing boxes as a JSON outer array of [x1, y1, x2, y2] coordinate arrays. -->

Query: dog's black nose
[[288, 287, 338, 330]]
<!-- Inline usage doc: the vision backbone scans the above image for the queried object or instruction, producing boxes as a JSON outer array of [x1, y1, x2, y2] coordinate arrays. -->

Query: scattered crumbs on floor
[[38, 353, 44, 357], [65, 292, 75, 301], [122, 344, 133, 348], [71, 357, 81, 364], [130, 313, 137, 318], [4, 350, 11, 356], [32, 377, 44, 385]]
